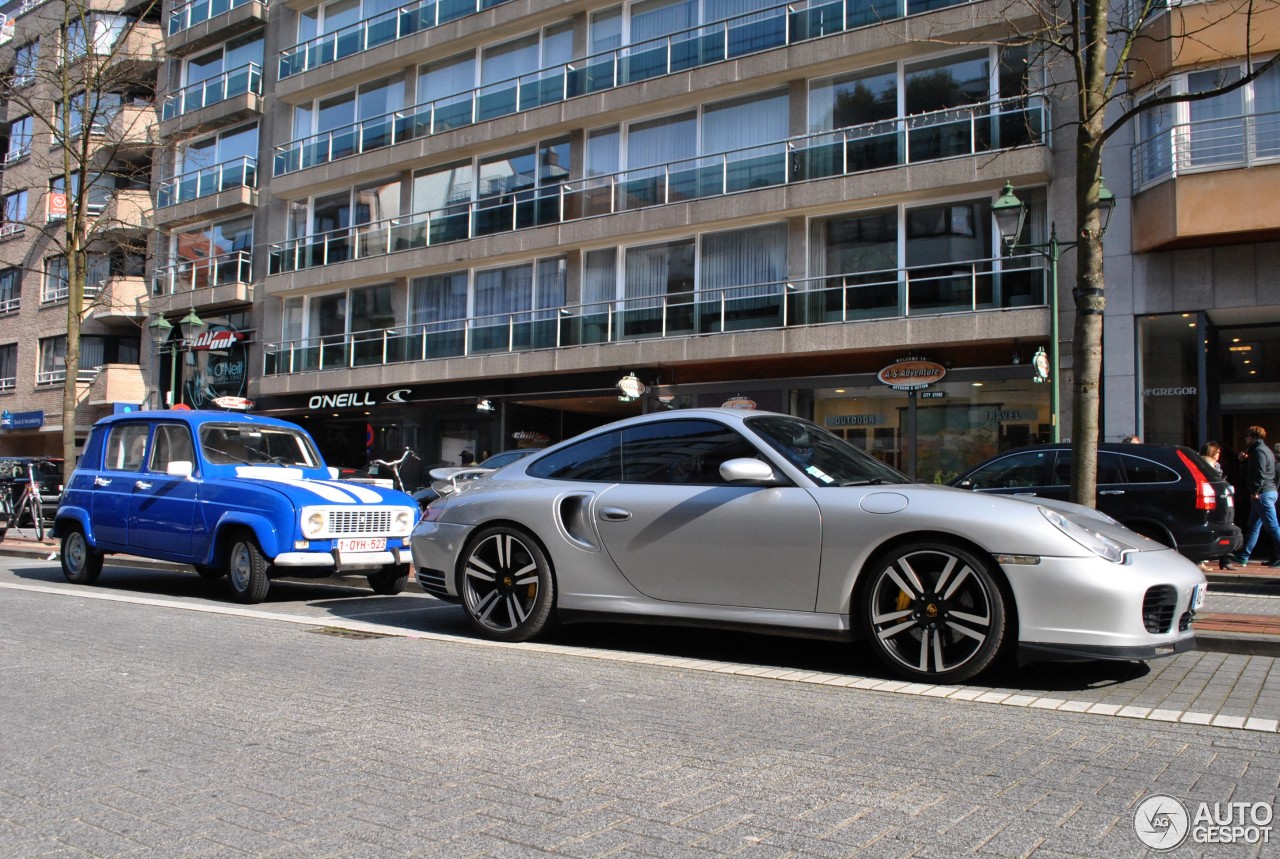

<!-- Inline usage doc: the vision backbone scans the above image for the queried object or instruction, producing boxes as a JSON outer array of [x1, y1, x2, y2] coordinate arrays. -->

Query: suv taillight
[[1176, 449, 1217, 511]]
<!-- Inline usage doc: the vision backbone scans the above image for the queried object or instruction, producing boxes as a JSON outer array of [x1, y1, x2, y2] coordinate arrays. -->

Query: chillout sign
[[877, 358, 947, 391]]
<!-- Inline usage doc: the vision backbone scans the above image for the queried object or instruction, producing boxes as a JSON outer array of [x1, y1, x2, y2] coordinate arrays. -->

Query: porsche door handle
[[599, 507, 632, 522]]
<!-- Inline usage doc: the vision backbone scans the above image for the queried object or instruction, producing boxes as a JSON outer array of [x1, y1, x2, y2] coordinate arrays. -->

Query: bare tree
[[0, 0, 160, 483]]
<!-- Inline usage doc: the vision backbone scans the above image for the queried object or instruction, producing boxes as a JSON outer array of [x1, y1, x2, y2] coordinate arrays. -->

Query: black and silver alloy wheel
[[459, 525, 554, 642], [863, 543, 1007, 682]]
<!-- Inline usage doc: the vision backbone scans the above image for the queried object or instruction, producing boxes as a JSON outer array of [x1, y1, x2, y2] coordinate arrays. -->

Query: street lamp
[[148, 315, 175, 408], [992, 180, 1116, 443]]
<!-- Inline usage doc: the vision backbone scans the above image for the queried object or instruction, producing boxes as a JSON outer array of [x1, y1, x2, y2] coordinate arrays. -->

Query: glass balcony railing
[[152, 250, 253, 295], [270, 95, 1046, 274], [263, 255, 1047, 376], [168, 0, 258, 37], [157, 156, 257, 207], [1132, 108, 1280, 190], [274, 0, 979, 174], [162, 63, 262, 122], [279, 0, 514, 79]]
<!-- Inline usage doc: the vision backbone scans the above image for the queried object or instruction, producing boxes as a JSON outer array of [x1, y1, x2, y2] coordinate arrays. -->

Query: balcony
[[160, 63, 263, 136], [0, 295, 19, 315], [98, 189, 152, 237], [87, 275, 147, 320], [103, 104, 159, 152], [151, 250, 254, 314], [37, 366, 106, 386], [279, 0, 514, 79], [263, 255, 1048, 376], [167, 0, 267, 56], [83, 363, 146, 405], [1132, 108, 1280, 250], [109, 22, 165, 77], [155, 156, 257, 225], [274, 0, 981, 176], [271, 95, 1047, 274]]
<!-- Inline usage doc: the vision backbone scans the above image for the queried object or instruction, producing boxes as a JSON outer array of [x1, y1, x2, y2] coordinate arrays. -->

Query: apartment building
[[154, 0, 1071, 480], [1108, 0, 1280, 461], [0, 0, 158, 457]]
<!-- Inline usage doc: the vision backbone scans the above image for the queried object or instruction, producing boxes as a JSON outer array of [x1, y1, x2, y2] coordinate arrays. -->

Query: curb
[[1, 543, 1277, 657]]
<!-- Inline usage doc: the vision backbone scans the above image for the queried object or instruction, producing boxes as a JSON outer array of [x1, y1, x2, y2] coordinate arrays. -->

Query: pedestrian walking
[[1226, 426, 1280, 568], [1199, 441, 1234, 571]]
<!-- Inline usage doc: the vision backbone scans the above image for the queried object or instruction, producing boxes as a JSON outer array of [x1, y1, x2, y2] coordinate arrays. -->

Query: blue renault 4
[[54, 410, 419, 603]]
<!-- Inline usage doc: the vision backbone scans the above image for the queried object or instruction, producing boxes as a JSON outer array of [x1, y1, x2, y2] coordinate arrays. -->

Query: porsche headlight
[[394, 509, 413, 533], [1039, 506, 1126, 563], [302, 510, 326, 539]]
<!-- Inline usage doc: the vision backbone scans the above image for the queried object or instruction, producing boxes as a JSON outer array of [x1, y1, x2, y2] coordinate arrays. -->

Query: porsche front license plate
[[338, 537, 385, 553]]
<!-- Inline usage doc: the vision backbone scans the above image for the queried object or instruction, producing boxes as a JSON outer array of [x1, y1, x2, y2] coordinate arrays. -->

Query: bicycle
[[6, 460, 47, 542], [368, 447, 419, 493]]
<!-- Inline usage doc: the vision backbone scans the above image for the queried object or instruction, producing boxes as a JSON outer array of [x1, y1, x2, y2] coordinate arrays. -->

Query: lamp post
[[992, 181, 1115, 443], [177, 308, 206, 407], [148, 315, 174, 408]]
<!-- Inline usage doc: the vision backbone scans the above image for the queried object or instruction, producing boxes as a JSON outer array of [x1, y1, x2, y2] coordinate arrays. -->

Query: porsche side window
[[527, 430, 623, 481], [104, 424, 150, 472], [965, 451, 1048, 489], [620, 419, 758, 484]]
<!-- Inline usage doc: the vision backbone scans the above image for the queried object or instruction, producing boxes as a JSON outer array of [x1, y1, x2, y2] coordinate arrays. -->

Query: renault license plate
[[338, 537, 385, 553]]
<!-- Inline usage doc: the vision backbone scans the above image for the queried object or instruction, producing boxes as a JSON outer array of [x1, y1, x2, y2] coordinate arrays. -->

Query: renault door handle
[[135, 480, 152, 490], [599, 507, 632, 522], [93, 477, 111, 487], [1099, 489, 1125, 495]]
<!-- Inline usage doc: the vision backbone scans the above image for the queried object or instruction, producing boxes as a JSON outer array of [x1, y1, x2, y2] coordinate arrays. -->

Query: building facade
[[0, 0, 159, 458]]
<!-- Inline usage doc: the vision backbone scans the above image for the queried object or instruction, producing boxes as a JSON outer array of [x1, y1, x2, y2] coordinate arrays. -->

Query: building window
[[0, 268, 20, 314], [49, 173, 113, 220], [0, 344, 15, 392], [5, 116, 33, 164], [291, 75, 404, 147], [64, 14, 131, 62], [13, 41, 38, 86], [38, 334, 139, 384], [42, 257, 70, 303], [1, 191, 27, 237]]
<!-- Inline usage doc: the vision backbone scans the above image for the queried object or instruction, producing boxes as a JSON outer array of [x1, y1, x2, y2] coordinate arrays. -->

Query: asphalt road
[[2, 559, 1278, 857]]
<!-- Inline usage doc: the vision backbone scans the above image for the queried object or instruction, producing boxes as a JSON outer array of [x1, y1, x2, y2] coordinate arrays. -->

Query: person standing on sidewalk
[[1200, 442, 1236, 571], [1228, 426, 1280, 568]]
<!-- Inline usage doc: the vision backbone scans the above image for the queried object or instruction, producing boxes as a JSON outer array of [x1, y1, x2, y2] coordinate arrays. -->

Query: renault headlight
[[302, 509, 326, 539], [1039, 507, 1126, 563], [394, 509, 413, 534]]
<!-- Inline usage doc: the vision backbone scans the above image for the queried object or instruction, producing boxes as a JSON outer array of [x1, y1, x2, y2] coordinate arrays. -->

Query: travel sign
[[878, 358, 947, 391]]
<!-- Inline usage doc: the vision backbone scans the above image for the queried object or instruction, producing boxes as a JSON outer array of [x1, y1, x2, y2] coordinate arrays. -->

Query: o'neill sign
[[878, 358, 947, 391]]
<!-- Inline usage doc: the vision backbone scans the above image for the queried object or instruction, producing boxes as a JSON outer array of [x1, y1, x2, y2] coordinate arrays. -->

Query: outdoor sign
[[212, 396, 253, 410], [721, 397, 757, 410], [113, 403, 141, 415], [186, 329, 245, 351], [616, 373, 646, 399], [826, 414, 877, 427], [48, 192, 67, 219], [185, 324, 248, 410], [513, 430, 550, 445], [877, 358, 947, 391], [1, 409, 44, 430], [1032, 347, 1050, 384]]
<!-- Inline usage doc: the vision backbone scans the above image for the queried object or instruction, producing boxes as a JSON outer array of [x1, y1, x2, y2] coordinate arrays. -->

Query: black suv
[[0, 457, 63, 539], [951, 443, 1241, 563]]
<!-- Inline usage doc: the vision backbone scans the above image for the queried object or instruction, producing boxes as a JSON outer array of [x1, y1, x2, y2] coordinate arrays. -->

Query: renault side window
[[104, 424, 150, 471], [149, 424, 195, 473]]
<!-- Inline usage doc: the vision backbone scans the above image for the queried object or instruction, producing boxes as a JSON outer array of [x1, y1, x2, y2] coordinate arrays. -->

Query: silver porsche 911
[[411, 409, 1206, 682]]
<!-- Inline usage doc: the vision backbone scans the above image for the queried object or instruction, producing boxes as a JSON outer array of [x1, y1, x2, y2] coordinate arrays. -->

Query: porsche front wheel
[[458, 526, 555, 642]]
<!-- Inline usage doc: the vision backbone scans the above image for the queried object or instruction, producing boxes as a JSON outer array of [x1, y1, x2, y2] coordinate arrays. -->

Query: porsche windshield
[[199, 424, 321, 467], [746, 415, 909, 486]]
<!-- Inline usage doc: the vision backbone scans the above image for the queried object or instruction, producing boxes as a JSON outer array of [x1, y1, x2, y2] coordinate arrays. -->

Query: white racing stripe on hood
[[316, 480, 383, 503], [234, 467, 360, 503]]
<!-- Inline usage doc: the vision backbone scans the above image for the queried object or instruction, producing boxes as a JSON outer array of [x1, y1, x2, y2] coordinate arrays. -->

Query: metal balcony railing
[[271, 95, 1046, 274], [274, 0, 979, 174], [37, 367, 101, 386], [162, 63, 262, 121], [1133, 108, 1280, 190], [0, 377, 14, 392], [263, 255, 1048, 376], [0, 296, 19, 314], [157, 156, 257, 207], [279, 0, 514, 79], [168, 0, 258, 36], [152, 250, 252, 295]]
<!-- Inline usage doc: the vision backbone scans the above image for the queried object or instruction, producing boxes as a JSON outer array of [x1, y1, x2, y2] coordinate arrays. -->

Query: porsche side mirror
[[720, 458, 778, 484]]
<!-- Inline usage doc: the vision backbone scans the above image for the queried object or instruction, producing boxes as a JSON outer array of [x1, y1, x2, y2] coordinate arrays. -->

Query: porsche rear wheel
[[458, 526, 554, 642], [862, 542, 1008, 682]]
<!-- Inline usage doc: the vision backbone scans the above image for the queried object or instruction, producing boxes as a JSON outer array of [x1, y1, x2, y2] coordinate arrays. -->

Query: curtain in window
[[631, 0, 695, 43], [624, 241, 694, 308], [1137, 90, 1173, 184], [1188, 68, 1243, 166], [0, 269, 18, 301], [282, 296, 305, 340], [41, 337, 66, 375], [701, 91, 787, 154], [409, 272, 468, 327], [590, 8, 622, 53], [81, 336, 105, 369], [700, 224, 785, 305], [86, 255, 112, 288], [535, 258, 567, 318], [1254, 62, 1280, 158], [627, 112, 696, 169], [474, 265, 533, 320], [583, 249, 617, 308], [0, 345, 15, 382]]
